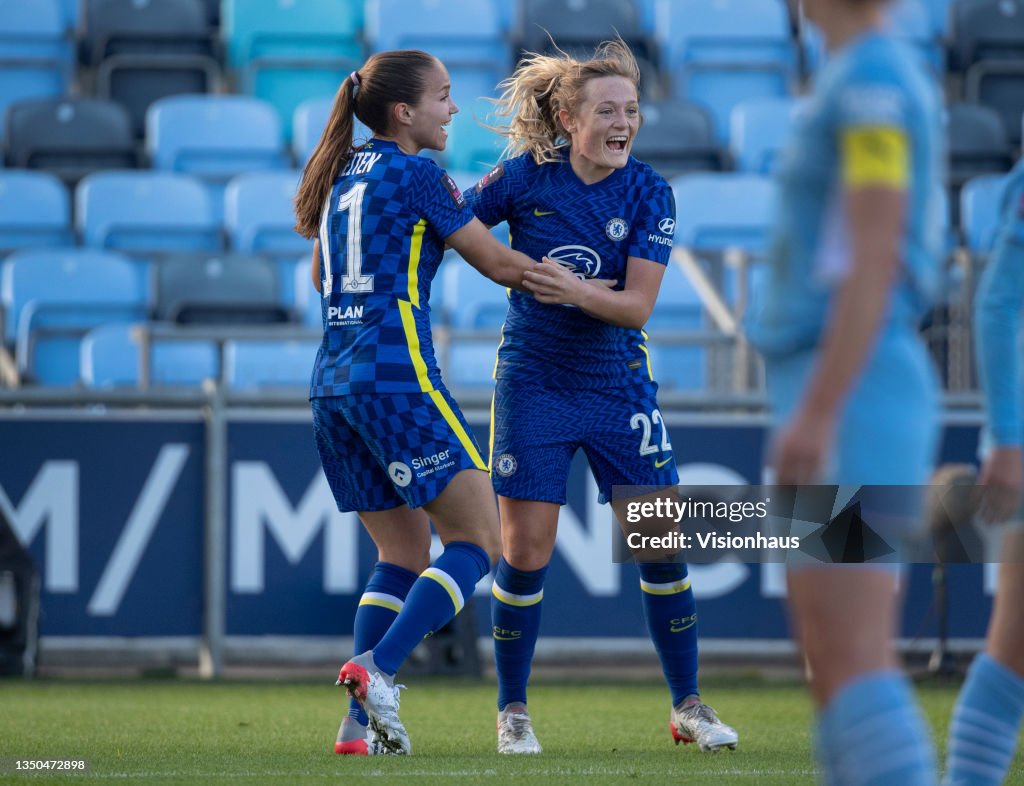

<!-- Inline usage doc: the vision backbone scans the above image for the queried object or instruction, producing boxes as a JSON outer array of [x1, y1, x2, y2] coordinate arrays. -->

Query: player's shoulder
[[626, 156, 670, 189]]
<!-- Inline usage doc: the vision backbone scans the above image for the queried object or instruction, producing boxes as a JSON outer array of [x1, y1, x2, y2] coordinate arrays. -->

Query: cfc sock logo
[[493, 626, 522, 641], [670, 614, 697, 633]]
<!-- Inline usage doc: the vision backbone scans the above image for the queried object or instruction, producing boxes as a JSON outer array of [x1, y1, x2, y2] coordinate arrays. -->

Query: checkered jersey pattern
[[310, 139, 473, 397], [464, 152, 676, 389]]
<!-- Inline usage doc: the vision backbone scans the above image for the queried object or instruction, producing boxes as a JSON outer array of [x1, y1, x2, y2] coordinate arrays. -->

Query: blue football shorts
[[312, 388, 488, 512], [489, 378, 679, 505]]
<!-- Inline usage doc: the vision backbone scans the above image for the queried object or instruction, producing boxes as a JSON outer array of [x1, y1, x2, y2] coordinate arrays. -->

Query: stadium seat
[[222, 0, 363, 139], [960, 173, 1011, 255], [292, 97, 373, 166], [83, 0, 221, 136], [4, 97, 138, 184], [0, 171, 74, 252], [224, 339, 319, 389], [155, 253, 290, 325], [0, 0, 71, 138], [443, 340, 500, 390], [632, 99, 725, 178], [445, 96, 507, 173], [646, 260, 706, 385], [656, 0, 797, 140], [729, 96, 797, 174], [442, 255, 510, 330], [80, 321, 218, 387], [518, 0, 652, 61], [366, 0, 509, 69], [671, 173, 777, 255], [949, 0, 1024, 72], [886, 0, 944, 72], [76, 171, 222, 255], [947, 102, 1014, 193], [146, 94, 288, 219], [0, 249, 148, 384]]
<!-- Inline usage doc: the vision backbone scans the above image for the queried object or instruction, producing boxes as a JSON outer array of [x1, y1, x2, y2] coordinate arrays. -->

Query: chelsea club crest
[[605, 217, 629, 242]]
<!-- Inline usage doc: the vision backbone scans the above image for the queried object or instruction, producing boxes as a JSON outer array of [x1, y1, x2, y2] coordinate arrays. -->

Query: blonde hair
[[490, 39, 641, 165]]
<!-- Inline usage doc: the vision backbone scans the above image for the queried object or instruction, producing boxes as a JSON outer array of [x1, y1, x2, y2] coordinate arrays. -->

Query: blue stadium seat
[[0, 249, 148, 384], [224, 170, 308, 257], [444, 341, 500, 390], [294, 254, 323, 329], [147, 94, 288, 219], [656, 0, 796, 140], [445, 96, 506, 173], [670, 173, 777, 255], [292, 96, 373, 166], [222, 0, 363, 139], [644, 258, 706, 391], [225, 171, 311, 304], [147, 95, 287, 176], [224, 339, 319, 389], [442, 256, 510, 330], [645, 341, 705, 391], [76, 171, 222, 255], [0, 0, 71, 138], [437, 255, 506, 389], [366, 0, 508, 69], [729, 96, 797, 174], [80, 322, 218, 387], [84, 0, 221, 136], [4, 97, 138, 184], [0, 171, 74, 252], [960, 173, 1011, 255], [886, 0, 944, 72], [518, 0, 651, 62]]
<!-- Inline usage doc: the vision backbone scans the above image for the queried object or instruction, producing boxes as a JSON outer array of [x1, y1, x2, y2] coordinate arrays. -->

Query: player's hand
[[771, 408, 835, 486], [523, 257, 614, 305], [976, 446, 1024, 525]]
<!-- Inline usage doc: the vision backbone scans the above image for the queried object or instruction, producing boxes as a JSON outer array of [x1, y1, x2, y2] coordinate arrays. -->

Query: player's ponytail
[[294, 49, 439, 239], [294, 74, 358, 238], [492, 39, 641, 165]]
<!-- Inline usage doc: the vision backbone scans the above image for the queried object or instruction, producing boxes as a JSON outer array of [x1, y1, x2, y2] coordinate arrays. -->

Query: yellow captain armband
[[840, 125, 909, 188]]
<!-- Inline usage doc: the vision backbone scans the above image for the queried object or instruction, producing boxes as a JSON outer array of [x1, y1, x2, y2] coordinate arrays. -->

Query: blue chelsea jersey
[[747, 32, 945, 357], [309, 139, 473, 397], [463, 152, 676, 388]]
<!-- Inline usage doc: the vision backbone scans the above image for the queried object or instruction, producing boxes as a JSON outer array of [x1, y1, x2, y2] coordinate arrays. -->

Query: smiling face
[[407, 59, 459, 152], [560, 75, 640, 183]]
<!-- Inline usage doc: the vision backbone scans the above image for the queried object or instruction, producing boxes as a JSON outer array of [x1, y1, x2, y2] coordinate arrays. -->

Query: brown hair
[[294, 49, 440, 238], [490, 39, 641, 165]]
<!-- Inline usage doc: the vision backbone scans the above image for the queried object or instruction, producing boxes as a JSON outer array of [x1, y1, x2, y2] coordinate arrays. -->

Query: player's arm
[[774, 121, 908, 483], [521, 255, 664, 329], [975, 181, 1024, 521], [445, 217, 537, 292], [310, 239, 321, 293]]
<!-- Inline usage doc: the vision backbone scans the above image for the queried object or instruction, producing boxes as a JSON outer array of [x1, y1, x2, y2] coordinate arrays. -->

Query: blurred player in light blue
[[944, 158, 1024, 786], [463, 40, 738, 756], [293, 49, 543, 756], [746, 0, 944, 783]]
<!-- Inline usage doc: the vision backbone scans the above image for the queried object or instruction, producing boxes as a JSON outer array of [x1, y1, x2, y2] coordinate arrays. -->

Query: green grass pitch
[[1, 676, 1022, 785]]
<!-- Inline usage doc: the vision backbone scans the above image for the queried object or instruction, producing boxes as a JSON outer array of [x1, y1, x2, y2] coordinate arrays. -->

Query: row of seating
[[7, 0, 1019, 146], [8, 162, 1019, 392]]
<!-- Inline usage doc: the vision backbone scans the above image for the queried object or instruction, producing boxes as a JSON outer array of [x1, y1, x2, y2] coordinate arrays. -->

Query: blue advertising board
[[0, 411, 993, 645]]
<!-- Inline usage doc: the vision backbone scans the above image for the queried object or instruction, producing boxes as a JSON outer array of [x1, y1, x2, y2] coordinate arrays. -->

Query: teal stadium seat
[[222, 0, 364, 139], [0, 171, 74, 253], [292, 96, 372, 166], [1, 249, 148, 385]]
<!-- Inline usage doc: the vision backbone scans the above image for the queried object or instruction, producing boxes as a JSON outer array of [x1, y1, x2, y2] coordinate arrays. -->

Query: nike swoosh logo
[[654, 457, 673, 468], [534, 208, 555, 216]]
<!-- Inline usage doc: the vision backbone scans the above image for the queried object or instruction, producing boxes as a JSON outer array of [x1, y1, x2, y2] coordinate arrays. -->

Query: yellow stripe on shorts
[[841, 125, 908, 188]]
